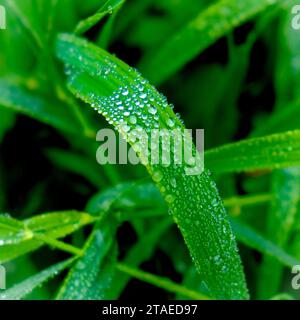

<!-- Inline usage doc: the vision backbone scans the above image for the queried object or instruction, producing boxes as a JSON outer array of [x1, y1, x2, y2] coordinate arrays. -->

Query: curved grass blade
[[0, 258, 75, 300], [140, 0, 282, 84], [206, 130, 300, 174], [56, 33, 248, 299]]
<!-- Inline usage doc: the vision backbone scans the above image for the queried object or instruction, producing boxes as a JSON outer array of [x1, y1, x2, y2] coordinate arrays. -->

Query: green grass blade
[[0, 211, 96, 263], [75, 0, 125, 35], [0, 214, 29, 245], [0, 258, 75, 300], [231, 218, 300, 268], [140, 0, 282, 84], [56, 33, 249, 299], [24, 210, 97, 235], [96, 1, 125, 49], [117, 263, 210, 300], [56, 221, 115, 300], [257, 168, 300, 298], [206, 130, 300, 174], [275, 3, 300, 106]]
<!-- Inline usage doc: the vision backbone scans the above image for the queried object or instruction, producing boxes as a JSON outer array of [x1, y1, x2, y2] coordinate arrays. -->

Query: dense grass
[[0, 0, 300, 300]]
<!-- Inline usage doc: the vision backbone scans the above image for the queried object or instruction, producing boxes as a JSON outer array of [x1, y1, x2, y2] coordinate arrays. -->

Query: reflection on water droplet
[[167, 118, 175, 128], [148, 106, 157, 115], [129, 115, 137, 124], [170, 177, 177, 188], [166, 194, 175, 203], [153, 170, 163, 182]]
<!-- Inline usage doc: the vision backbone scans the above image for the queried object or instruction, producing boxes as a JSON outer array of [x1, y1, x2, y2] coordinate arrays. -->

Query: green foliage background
[[0, 0, 300, 300]]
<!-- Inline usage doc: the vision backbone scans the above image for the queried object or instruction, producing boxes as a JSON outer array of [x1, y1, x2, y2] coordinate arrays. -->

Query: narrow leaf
[[231, 218, 300, 268], [75, 0, 125, 35], [257, 169, 300, 298], [0, 211, 96, 263], [0, 214, 29, 245], [206, 130, 300, 174], [117, 263, 210, 300], [140, 0, 282, 84], [0, 258, 75, 300], [56, 221, 115, 300], [56, 33, 249, 299]]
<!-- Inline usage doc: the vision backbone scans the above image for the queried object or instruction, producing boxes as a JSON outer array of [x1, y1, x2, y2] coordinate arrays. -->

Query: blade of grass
[[117, 263, 210, 300], [0, 211, 97, 263], [74, 0, 125, 35], [56, 220, 115, 300], [56, 33, 249, 299], [139, 0, 284, 84], [0, 214, 30, 245], [231, 218, 300, 268], [0, 257, 75, 300], [96, 1, 125, 49], [26, 231, 210, 300], [257, 168, 300, 299], [206, 130, 300, 174]]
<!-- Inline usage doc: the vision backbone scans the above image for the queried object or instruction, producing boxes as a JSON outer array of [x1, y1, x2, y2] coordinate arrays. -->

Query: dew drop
[[167, 118, 175, 128], [129, 115, 137, 124], [165, 194, 175, 203], [153, 170, 163, 182], [170, 177, 177, 188], [148, 106, 157, 115]]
